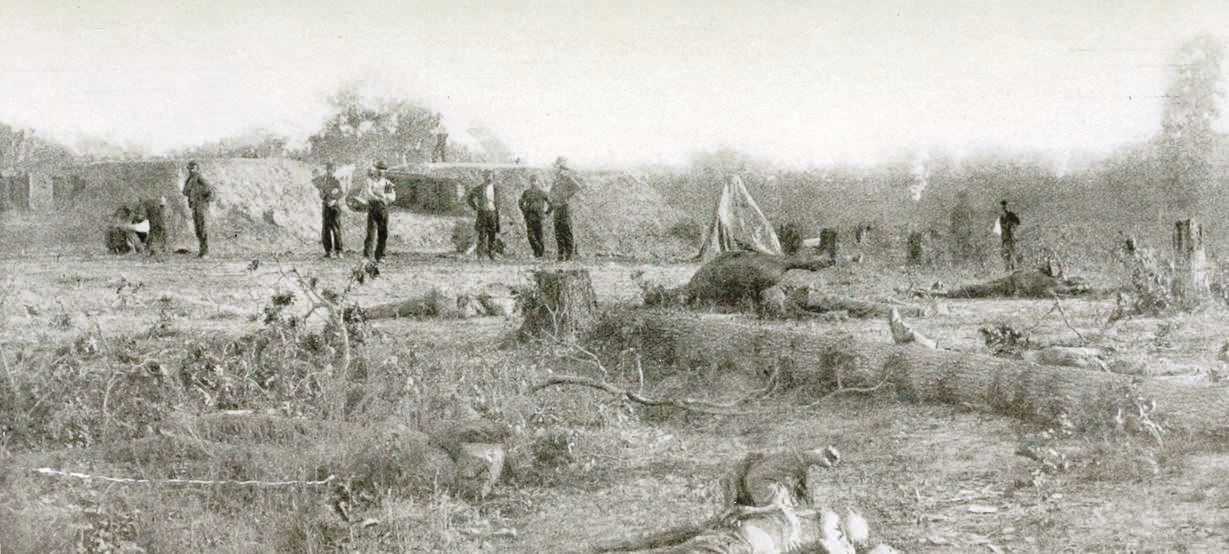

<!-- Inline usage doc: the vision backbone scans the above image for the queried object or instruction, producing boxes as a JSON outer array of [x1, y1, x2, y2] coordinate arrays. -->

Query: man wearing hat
[[361, 161, 396, 262], [550, 157, 580, 261], [316, 162, 345, 258], [997, 200, 1021, 271], [466, 170, 502, 261], [181, 160, 214, 258], [518, 175, 551, 258]]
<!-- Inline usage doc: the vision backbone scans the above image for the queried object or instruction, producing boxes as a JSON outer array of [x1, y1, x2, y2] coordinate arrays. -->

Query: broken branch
[[532, 374, 760, 416]]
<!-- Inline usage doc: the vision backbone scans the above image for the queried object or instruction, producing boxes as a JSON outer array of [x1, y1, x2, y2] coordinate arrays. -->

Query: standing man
[[316, 162, 345, 258], [550, 157, 580, 261], [182, 160, 213, 258], [518, 175, 551, 258], [432, 121, 449, 163], [466, 170, 501, 261], [362, 161, 396, 262], [997, 200, 1021, 271]]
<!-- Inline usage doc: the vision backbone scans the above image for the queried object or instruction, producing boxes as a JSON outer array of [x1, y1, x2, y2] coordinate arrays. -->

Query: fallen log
[[594, 445, 888, 554], [789, 287, 928, 319], [931, 269, 1093, 299], [592, 310, 1229, 439], [600, 508, 857, 554], [362, 284, 518, 320]]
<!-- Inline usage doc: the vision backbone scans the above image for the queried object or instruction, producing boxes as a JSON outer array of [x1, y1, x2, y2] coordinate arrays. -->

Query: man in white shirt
[[362, 161, 396, 262], [466, 170, 501, 260]]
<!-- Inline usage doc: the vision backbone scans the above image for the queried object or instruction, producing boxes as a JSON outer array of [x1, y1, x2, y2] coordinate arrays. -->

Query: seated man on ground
[[104, 199, 166, 255]]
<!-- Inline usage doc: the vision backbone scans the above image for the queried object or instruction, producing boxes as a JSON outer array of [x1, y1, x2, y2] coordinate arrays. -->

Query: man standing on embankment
[[181, 160, 213, 258]]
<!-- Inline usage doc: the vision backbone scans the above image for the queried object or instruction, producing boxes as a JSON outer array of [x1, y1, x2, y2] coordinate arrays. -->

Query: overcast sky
[[1, 0, 1227, 167]]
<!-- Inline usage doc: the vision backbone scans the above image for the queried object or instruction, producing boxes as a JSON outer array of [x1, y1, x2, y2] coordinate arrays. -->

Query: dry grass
[[2, 253, 1229, 553]]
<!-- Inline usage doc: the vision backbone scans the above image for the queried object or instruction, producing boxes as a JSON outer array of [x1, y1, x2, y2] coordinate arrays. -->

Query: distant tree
[[0, 122, 75, 172], [1158, 34, 1226, 217], [306, 82, 444, 166], [72, 135, 150, 161]]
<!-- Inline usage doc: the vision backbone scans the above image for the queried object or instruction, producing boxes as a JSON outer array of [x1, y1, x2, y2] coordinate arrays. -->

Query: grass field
[[2, 250, 1228, 553]]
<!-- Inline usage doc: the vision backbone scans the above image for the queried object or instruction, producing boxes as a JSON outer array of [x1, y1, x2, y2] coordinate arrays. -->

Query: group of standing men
[[306, 156, 579, 263], [467, 156, 578, 261], [166, 160, 1020, 273], [310, 160, 398, 262]]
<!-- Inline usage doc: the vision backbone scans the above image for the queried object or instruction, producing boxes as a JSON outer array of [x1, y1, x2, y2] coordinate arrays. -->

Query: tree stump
[[519, 269, 598, 341], [906, 231, 924, 265], [816, 227, 839, 260], [1171, 219, 1209, 306]]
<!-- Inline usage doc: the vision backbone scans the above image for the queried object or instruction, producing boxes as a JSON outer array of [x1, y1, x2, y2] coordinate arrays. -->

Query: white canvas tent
[[696, 175, 783, 261]]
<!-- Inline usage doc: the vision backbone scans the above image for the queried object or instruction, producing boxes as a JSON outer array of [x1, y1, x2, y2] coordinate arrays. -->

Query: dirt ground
[[2, 250, 1229, 553]]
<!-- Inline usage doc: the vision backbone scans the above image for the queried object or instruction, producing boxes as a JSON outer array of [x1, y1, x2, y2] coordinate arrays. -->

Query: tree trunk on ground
[[790, 288, 927, 319], [906, 232, 923, 265], [600, 509, 840, 554], [1171, 219, 1209, 307], [935, 269, 1093, 299], [364, 291, 455, 319], [593, 311, 1229, 439], [817, 228, 839, 260], [520, 269, 597, 340]]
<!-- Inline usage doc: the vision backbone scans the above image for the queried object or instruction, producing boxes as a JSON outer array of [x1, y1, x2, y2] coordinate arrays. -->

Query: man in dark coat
[[998, 200, 1021, 271], [181, 161, 213, 258], [315, 162, 345, 258], [518, 175, 550, 258], [550, 157, 580, 261], [466, 170, 501, 260]]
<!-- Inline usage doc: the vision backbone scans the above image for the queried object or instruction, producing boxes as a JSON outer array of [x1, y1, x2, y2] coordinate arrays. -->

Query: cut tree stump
[[1171, 219, 1209, 306], [519, 269, 598, 340], [593, 311, 1229, 439], [906, 231, 924, 265], [816, 227, 839, 260]]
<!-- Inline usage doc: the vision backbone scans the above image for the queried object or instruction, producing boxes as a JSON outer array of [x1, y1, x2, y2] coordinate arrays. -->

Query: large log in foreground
[[592, 310, 1229, 439]]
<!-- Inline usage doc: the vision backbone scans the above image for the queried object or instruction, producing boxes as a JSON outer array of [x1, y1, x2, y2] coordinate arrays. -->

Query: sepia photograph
[[2, 0, 1229, 552]]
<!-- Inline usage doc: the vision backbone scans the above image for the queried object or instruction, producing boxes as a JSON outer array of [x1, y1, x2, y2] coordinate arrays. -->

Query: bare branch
[[1050, 293, 1088, 345], [533, 374, 760, 416], [804, 372, 894, 408]]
